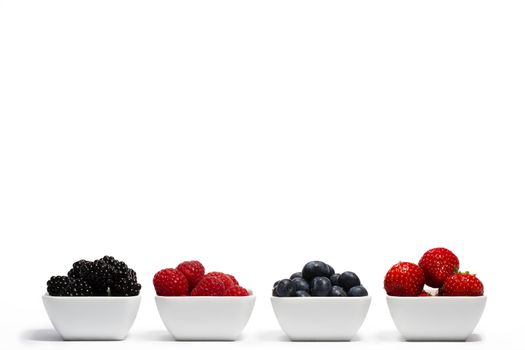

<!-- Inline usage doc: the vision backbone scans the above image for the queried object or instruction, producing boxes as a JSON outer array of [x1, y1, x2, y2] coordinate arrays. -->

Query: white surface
[[271, 296, 371, 341], [155, 295, 255, 340], [1, 0, 525, 349], [386, 296, 486, 341], [42, 295, 141, 340]]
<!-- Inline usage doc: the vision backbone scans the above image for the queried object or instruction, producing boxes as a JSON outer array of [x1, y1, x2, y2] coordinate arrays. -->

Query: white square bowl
[[155, 293, 256, 341], [42, 294, 141, 340], [386, 295, 487, 341], [271, 296, 371, 341]]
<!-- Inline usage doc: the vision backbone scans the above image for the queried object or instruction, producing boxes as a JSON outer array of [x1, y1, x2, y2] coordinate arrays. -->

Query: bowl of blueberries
[[271, 260, 371, 341]]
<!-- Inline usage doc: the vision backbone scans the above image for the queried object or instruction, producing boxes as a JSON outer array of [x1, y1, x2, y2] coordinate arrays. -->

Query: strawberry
[[191, 275, 225, 296], [177, 260, 205, 290], [206, 272, 235, 290], [224, 285, 250, 296], [419, 291, 431, 297], [418, 247, 459, 288], [440, 272, 484, 296], [153, 268, 189, 296], [384, 262, 425, 296]]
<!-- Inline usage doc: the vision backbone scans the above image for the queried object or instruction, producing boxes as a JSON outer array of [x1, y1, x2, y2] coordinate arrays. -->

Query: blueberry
[[302, 261, 331, 280], [338, 271, 360, 290], [294, 290, 310, 297], [348, 285, 368, 297], [330, 273, 340, 286], [273, 280, 280, 288], [327, 264, 335, 276], [330, 285, 347, 297], [291, 277, 310, 292], [310, 276, 332, 296], [275, 279, 295, 297], [272, 286, 278, 296], [290, 272, 302, 279]]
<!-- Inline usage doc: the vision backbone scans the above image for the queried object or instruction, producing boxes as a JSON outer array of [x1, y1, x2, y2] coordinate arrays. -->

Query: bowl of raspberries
[[42, 255, 141, 340], [271, 260, 371, 341], [153, 260, 255, 341], [384, 247, 487, 341]]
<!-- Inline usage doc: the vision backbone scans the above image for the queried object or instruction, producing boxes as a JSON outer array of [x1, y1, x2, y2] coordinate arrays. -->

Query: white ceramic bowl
[[386, 296, 487, 341], [155, 293, 256, 341], [271, 296, 371, 341], [42, 294, 141, 340]]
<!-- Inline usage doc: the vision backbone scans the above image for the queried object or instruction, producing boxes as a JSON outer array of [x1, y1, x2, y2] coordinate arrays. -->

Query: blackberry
[[67, 260, 93, 280], [47, 256, 140, 297], [116, 260, 129, 273], [68, 279, 94, 296], [100, 256, 132, 281], [101, 255, 118, 265], [102, 256, 127, 271], [126, 268, 138, 282], [47, 276, 71, 296], [99, 256, 141, 296], [111, 277, 141, 296], [112, 261, 132, 280], [88, 259, 113, 295]]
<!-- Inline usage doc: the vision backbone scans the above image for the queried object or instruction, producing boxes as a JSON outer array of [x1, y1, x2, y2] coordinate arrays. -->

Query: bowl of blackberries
[[42, 256, 142, 340], [271, 260, 371, 341]]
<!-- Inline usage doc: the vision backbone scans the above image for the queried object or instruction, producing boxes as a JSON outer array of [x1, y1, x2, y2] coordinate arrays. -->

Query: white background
[[1, 0, 524, 349]]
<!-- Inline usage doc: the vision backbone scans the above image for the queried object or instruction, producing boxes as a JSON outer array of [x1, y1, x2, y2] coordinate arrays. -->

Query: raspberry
[[226, 274, 239, 286], [176, 260, 205, 289], [225, 286, 249, 296], [191, 275, 225, 296], [153, 268, 189, 296], [206, 272, 234, 290]]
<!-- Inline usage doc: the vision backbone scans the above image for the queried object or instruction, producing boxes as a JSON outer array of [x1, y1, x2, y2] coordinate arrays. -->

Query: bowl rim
[[386, 295, 487, 300], [155, 288, 255, 299], [155, 294, 255, 300], [42, 293, 141, 300], [271, 295, 371, 300]]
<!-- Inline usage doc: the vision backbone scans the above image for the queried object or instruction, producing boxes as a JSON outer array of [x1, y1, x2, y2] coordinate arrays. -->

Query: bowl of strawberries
[[153, 260, 255, 341], [384, 248, 486, 341]]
